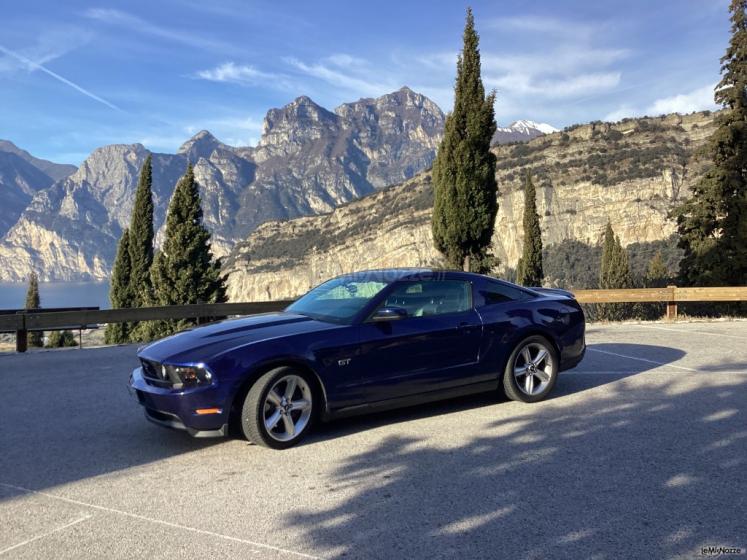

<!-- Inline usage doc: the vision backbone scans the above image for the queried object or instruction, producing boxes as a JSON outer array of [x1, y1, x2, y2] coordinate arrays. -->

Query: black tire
[[503, 335, 559, 403], [241, 366, 316, 449]]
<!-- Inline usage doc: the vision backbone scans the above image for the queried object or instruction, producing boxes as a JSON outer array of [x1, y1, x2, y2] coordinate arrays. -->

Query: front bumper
[[129, 367, 229, 438]]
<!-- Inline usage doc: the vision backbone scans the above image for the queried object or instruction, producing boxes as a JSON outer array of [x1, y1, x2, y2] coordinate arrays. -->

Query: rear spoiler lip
[[529, 287, 575, 299]]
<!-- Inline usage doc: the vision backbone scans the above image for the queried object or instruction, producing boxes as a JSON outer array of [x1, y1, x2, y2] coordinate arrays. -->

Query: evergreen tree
[[675, 0, 747, 287], [24, 272, 43, 347], [432, 8, 498, 272], [645, 251, 670, 288], [105, 229, 134, 344], [637, 250, 671, 321], [47, 330, 78, 348], [599, 222, 633, 320], [146, 164, 226, 338], [517, 171, 543, 286], [128, 155, 154, 305]]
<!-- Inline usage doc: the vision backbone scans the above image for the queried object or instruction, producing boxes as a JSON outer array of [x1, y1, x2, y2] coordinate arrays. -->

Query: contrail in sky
[[0, 43, 122, 112]]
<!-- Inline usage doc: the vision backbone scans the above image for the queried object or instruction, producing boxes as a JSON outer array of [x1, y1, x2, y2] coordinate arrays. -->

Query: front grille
[[140, 359, 173, 387], [141, 359, 160, 379]]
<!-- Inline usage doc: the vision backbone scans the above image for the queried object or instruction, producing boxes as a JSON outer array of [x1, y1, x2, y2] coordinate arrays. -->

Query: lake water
[[0, 282, 111, 310]]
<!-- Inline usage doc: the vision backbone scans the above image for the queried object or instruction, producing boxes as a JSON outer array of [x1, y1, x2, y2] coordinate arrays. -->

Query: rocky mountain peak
[[492, 120, 559, 146], [258, 96, 340, 152], [0, 87, 448, 281], [0, 139, 77, 182], [509, 120, 559, 135], [178, 130, 224, 161]]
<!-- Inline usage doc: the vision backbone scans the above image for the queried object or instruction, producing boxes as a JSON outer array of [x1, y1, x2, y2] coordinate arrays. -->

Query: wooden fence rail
[[573, 285, 747, 320], [3, 286, 747, 353]]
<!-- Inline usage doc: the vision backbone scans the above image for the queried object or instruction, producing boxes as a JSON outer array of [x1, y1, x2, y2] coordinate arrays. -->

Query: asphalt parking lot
[[1, 321, 746, 559]]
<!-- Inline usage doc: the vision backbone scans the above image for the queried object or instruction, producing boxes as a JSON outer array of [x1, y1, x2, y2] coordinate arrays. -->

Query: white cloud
[[325, 53, 369, 69], [604, 83, 718, 121], [489, 15, 599, 40], [648, 83, 717, 115], [486, 71, 621, 99], [193, 62, 294, 91], [284, 56, 395, 98], [84, 8, 237, 54], [196, 62, 274, 83]]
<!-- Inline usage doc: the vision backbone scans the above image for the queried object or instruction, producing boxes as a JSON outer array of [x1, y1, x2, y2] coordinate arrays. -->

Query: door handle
[[457, 322, 472, 333]]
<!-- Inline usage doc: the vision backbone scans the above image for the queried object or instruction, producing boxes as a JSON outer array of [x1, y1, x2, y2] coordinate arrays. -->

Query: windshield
[[287, 276, 389, 323]]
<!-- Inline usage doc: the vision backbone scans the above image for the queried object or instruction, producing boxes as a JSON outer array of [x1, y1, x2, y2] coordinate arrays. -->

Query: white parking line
[[587, 348, 697, 372], [565, 370, 747, 375], [637, 324, 747, 341], [0, 514, 92, 556], [0, 483, 321, 560]]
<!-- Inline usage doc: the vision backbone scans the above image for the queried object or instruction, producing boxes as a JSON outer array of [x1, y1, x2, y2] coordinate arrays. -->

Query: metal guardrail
[[1, 301, 293, 353], [4, 286, 747, 353]]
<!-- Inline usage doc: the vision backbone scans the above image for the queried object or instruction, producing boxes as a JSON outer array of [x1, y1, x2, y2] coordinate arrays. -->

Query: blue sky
[[0, 0, 729, 165]]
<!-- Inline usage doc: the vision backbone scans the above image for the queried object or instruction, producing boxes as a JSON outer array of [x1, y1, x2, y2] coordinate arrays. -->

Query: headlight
[[163, 364, 213, 387]]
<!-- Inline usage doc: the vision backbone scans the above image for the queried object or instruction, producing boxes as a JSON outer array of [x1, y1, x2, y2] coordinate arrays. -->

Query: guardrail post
[[16, 313, 27, 353], [666, 285, 678, 321]]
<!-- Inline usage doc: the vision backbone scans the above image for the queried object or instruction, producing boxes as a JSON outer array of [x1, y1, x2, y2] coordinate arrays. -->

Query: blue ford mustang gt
[[130, 269, 585, 449]]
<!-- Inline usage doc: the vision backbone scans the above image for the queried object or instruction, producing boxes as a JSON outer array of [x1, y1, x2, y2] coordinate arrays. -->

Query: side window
[[476, 280, 533, 307], [382, 280, 472, 317]]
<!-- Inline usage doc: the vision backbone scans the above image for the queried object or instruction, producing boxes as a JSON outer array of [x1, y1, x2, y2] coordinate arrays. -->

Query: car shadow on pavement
[[311, 343, 687, 444], [285, 358, 747, 559]]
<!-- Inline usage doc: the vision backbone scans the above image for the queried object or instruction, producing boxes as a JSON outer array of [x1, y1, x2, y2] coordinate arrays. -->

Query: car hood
[[138, 312, 340, 365]]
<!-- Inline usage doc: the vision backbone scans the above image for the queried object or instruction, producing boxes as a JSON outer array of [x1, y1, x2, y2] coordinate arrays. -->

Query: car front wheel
[[503, 335, 559, 403], [241, 366, 315, 449]]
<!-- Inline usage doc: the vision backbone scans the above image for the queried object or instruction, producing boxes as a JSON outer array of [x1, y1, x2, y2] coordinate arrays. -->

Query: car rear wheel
[[503, 336, 558, 403], [241, 366, 315, 449]]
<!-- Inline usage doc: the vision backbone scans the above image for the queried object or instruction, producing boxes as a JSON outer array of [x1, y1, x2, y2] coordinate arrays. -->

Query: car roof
[[336, 268, 490, 282]]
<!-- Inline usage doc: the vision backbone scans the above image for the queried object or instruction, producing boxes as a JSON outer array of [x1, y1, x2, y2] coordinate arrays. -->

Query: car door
[[356, 279, 483, 402], [471, 278, 537, 380]]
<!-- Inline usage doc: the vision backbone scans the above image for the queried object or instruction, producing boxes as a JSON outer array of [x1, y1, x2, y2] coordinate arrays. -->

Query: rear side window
[[476, 280, 534, 307], [382, 280, 472, 317]]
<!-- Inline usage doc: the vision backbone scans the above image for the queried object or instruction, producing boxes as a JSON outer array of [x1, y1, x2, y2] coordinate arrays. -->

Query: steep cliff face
[[0, 144, 188, 281], [0, 141, 77, 239], [0, 88, 445, 282], [335, 86, 445, 188], [0, 152, 56, 237], [223, 111, 716, 302]]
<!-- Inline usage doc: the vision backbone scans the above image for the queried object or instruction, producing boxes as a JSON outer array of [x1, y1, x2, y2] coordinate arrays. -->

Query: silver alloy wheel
[[263, 374, 313, 442], [513, 342, 553, 396]]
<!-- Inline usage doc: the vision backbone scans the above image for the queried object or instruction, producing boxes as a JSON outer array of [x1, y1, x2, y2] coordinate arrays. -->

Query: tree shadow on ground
[[287, 353, 746, 559]]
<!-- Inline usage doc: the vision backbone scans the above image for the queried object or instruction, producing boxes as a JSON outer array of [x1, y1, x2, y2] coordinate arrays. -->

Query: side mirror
[[371, 306, 408, 322]]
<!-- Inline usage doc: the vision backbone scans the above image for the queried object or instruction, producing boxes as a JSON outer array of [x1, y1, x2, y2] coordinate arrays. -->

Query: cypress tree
[[128, 155, 154, 306], [432, 7, 498, 272], [147, 164, 226, 338], [638, 250, 670, 320], [105, 229, 133, 344], [517, 171, 543, 286], [599, 223, 633, 320], [676, 0, 747, 287], [645, 251, 670, 288], [24, 272, 43, 347], [599, 222, 616, 288]]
